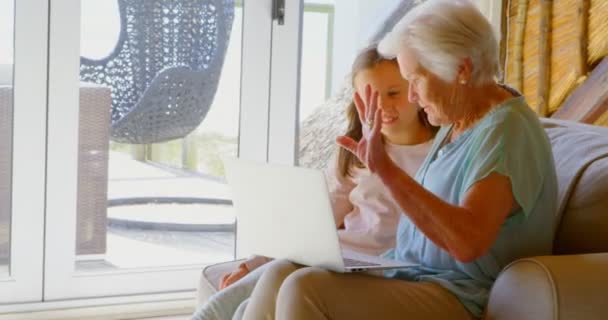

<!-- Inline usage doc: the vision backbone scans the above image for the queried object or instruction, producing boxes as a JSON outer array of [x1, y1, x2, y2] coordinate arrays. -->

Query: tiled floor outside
[[76, 151, 237, 271], [1, 151, 236, 277]]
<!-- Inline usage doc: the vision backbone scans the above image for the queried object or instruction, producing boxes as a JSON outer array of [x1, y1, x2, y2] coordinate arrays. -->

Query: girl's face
[[397, 47, 454, 127], [353, 60, 423, 144]]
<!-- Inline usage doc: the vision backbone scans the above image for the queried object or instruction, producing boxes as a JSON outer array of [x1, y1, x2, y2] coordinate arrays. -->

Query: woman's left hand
[[336, 85, 391, 174]]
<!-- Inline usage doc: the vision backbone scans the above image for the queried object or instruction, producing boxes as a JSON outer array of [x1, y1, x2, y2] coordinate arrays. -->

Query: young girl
[[192, 44, 436, 320]]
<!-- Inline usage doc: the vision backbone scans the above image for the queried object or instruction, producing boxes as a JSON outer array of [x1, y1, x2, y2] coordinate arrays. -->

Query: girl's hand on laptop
[[336, 84, 391, 174]]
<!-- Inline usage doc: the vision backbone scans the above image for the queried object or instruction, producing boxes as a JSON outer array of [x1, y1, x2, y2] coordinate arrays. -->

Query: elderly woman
[[240, 0, 558, 319]]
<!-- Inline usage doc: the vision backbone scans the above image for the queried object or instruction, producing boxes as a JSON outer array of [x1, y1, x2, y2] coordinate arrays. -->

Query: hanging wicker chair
[[80, 0, 235, 144]]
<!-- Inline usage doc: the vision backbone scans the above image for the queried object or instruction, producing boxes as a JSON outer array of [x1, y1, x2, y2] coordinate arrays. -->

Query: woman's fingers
[[372, 107, 383, 136], [365, 85, 372, 120], [362, 86, 379, 126], [366, 108, 386, 173], [338, 86, 385, 172], [369, 90, 379, 122], [356, 85, 380, 129], [336, 136, 358, 155], [353, 92, 366, 124]]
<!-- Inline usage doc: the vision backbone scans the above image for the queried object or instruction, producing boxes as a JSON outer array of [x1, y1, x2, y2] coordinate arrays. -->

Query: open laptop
[[223, 157, 418, 273]]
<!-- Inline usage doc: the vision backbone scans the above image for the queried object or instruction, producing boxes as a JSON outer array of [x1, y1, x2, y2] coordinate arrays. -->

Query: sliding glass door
[[0, 0, 48, 304], [0, 0, 305, 308], [44, 0, 302, 300], [44, 0, 242, 299]]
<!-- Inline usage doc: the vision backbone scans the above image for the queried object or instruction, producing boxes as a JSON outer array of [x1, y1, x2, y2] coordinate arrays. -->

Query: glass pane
[[298, 0, 336, 169], [75, 0, 241, 271], [298, 0, 401, 169], [0, 0, 14, 277]]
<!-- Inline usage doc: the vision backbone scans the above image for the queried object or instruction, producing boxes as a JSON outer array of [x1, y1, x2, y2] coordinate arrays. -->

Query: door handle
[[272, 0, 285, 25]]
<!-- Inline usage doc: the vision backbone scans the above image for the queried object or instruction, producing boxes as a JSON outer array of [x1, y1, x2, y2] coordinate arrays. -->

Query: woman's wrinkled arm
[[378, 160, 515, 262]]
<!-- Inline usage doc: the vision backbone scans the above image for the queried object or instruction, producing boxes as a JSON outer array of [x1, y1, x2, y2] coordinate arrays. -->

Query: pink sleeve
[[242, 255, 273, 272], [324, 151, 357, 228]]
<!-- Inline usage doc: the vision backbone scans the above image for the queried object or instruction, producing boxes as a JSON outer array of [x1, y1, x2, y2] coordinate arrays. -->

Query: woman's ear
[[457, 57, 473, 85]]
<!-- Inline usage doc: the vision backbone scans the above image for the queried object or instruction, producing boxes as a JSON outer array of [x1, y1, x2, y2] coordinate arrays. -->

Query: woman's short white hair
[[378, 0, 500, 86]]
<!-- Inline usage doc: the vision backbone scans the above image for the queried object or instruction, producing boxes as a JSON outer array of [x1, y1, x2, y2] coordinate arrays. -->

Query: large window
[[298, 0, 400, 170], [37, 0, 302, 303], [0, 0, 367, 311], [73, 0, 241, 273], [36, 0, 251, 300]]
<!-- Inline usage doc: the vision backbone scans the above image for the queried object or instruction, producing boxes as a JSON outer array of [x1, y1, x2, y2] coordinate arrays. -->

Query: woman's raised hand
[[336, 85, 389, 173]]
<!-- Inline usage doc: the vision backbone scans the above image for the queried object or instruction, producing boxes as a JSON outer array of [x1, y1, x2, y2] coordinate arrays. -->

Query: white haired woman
[[240, 1, 558, 319]]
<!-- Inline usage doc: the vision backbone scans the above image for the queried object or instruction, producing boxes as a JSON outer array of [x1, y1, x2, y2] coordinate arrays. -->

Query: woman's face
[[397, 47, 454, 127], [353, 60, 423, 144]]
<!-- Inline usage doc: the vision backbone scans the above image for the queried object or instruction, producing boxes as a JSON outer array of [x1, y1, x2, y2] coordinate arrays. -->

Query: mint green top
[[384, 96, 558, 317]]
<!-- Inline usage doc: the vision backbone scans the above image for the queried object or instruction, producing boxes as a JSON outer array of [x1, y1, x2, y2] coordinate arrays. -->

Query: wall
[[330, 0, 398, 93], [330, 0, 504, 94], [474, 0, 503, 39]]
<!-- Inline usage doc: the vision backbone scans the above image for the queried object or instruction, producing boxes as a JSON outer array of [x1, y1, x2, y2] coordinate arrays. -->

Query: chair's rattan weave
[[80, 0, 234, 144]]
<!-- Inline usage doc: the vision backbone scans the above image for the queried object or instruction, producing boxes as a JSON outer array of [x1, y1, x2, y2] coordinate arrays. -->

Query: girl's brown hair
[[337, 44, 437, 178]]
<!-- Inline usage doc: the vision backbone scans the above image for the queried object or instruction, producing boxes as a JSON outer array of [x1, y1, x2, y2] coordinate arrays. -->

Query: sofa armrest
[[485, 253, 608, 320]]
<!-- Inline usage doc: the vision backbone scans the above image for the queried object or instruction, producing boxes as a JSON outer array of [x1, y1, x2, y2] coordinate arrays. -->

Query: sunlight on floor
[[76, 229, 234, 271]]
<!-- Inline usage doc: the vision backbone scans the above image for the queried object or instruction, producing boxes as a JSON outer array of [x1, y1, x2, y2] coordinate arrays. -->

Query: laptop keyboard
[[343, 257, 381, 267]]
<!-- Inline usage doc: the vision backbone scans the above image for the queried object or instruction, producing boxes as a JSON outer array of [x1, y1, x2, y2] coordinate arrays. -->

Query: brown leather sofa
[[197, 118, 608, 319]]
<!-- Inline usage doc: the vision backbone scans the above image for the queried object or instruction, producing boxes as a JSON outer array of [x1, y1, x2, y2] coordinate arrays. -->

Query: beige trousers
[[241, 259, 475, 320]]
